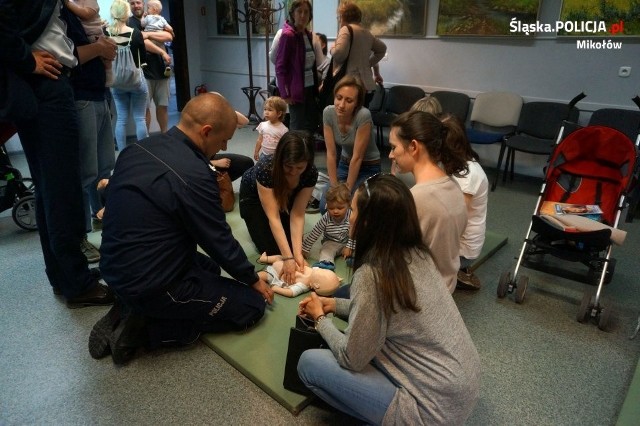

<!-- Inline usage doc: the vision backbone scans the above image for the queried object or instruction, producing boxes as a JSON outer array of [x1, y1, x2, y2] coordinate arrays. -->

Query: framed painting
[[349, 0, 427, 37], [437, 0, 541, 36], [217, 0, 239, 35], [558, 0, 639, 37]]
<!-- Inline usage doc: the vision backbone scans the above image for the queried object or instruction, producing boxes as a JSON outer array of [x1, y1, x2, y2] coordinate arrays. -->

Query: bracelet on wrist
[[314, 314, 327, 330], [281, 256, 294, 261]]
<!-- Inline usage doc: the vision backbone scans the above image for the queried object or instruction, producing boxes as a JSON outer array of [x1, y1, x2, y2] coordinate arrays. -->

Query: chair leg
[[508, 148, 515, 182], [492, 140, 508, 191]]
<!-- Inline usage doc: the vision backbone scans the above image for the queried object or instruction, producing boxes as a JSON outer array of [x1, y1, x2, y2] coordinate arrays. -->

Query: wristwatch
[[314, 314, 327, 330]]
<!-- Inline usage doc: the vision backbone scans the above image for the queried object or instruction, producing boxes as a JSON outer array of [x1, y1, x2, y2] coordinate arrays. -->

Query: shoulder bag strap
[[343, 25, 354, 68]]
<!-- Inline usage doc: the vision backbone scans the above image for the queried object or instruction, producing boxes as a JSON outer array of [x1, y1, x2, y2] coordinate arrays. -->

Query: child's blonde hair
[[326, 183, 351, 206], [264, 96, 287, 121], [410, 96, 443, 116], [147, 0, 162, 13]]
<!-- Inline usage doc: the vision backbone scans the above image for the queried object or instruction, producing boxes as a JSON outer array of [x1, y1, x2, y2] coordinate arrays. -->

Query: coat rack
[[235, 0, 284, 124]]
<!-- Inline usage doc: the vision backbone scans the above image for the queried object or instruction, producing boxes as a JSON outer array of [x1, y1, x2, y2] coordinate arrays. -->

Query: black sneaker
[[306, 198, 320, 214]]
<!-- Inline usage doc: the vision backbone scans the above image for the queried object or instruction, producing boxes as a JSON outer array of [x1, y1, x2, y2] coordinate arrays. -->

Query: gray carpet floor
[[1, 126, 639, 425]]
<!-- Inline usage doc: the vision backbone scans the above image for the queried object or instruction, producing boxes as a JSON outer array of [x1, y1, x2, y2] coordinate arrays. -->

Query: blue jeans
[[298, 349, 398, 424], [16, 74, 95, 298], [76, 99, 115, 232], [111, 80, 148, 151], [319, 160, 381, 213]]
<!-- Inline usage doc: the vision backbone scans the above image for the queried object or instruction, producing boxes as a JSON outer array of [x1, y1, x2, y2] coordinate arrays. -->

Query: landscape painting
[[559, 0, 640, 36], [349, 0, 427, 37], [437, 0, 540, 36]]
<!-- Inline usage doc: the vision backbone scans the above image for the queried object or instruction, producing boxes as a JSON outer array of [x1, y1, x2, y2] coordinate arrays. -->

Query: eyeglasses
[[363, 173, 382, 197]]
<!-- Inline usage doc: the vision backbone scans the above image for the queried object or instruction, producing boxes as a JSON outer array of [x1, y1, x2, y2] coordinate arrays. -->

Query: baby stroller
[[497, 114, 639, 330], [0, 123, 37, 230]]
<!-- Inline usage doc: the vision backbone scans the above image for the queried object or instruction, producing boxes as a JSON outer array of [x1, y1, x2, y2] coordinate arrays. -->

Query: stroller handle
[[568, 92, 587, 111]]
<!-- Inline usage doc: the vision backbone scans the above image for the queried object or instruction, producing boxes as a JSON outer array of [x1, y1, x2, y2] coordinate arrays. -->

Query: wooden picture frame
[[217, 0, 239, 35], [349, 0, 427, 37]]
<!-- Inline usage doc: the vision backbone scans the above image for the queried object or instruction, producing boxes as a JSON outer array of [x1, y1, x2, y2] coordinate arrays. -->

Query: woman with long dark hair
[[297, 174, 480, 425], [239, 131, 318, 284], [389, 110, 468, 293]]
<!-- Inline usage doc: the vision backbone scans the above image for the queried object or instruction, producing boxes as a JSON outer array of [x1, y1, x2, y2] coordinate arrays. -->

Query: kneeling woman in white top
[[297, 174, 481, 425]]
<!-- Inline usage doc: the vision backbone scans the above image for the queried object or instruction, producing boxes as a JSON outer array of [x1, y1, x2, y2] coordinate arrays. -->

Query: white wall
[[189, 0, 639, 177]]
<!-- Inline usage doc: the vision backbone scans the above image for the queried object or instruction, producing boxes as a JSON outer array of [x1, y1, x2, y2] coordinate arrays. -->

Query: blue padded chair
[[466, 91, 523, 146]]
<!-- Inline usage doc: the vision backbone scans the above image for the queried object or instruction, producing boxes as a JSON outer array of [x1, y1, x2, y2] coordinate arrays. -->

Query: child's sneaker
[[305, 198, 320, 213], [164, 66, 172, 77], [456, 268, 481, 291], [312, 260, 335, 271]]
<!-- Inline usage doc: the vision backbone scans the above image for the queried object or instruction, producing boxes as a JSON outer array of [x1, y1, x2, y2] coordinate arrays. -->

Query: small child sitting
[[257, 253, 341, 297], [254, 96, 288, 161], [302, 183, 353, 271], [65, 0, 113, 86], [141, 0, 174, 76]]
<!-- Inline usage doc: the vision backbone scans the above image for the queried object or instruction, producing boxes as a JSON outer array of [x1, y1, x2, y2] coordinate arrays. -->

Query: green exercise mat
[[468, 230, 508, 272], [200, 295, 316, 414], [202, 204, 505, 414]]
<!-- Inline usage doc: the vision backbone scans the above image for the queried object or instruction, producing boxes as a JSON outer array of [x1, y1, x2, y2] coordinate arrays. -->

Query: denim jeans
[[298, 349, 398, 424], [319, 160, 381, 213], [16, 74, 95, 298], [76, 99, 115, 232], [111, 79, 148, 151]]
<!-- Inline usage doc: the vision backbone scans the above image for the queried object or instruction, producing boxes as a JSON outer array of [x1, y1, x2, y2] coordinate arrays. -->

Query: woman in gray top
[[320, 75, 380, 212], [298, 174, 481, 425]]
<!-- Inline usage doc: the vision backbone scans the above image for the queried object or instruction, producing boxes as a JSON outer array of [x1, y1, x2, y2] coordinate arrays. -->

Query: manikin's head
[[308, 267, 340, 296]]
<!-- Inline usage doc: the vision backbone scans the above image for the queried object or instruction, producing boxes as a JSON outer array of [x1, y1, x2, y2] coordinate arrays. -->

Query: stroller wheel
[[577, 291, 593, 323], [497, 271, 510, 298], [514, 275, 529, 304], [21, 177, 35, 194], [12, 195, 37, 231], [598, 305, 612, 331]]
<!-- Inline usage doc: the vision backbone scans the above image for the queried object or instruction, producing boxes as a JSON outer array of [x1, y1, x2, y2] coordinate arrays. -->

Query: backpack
[[109, 30, 142, 91]]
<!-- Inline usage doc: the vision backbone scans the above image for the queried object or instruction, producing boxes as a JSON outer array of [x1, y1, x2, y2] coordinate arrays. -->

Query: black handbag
[[318, 25, 353, 110], [282, 315, 327, 394], [0, 65, 38, 122]]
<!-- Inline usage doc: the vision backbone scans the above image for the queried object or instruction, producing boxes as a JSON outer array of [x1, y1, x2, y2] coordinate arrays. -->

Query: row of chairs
[[371, 86, 640, 198]]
